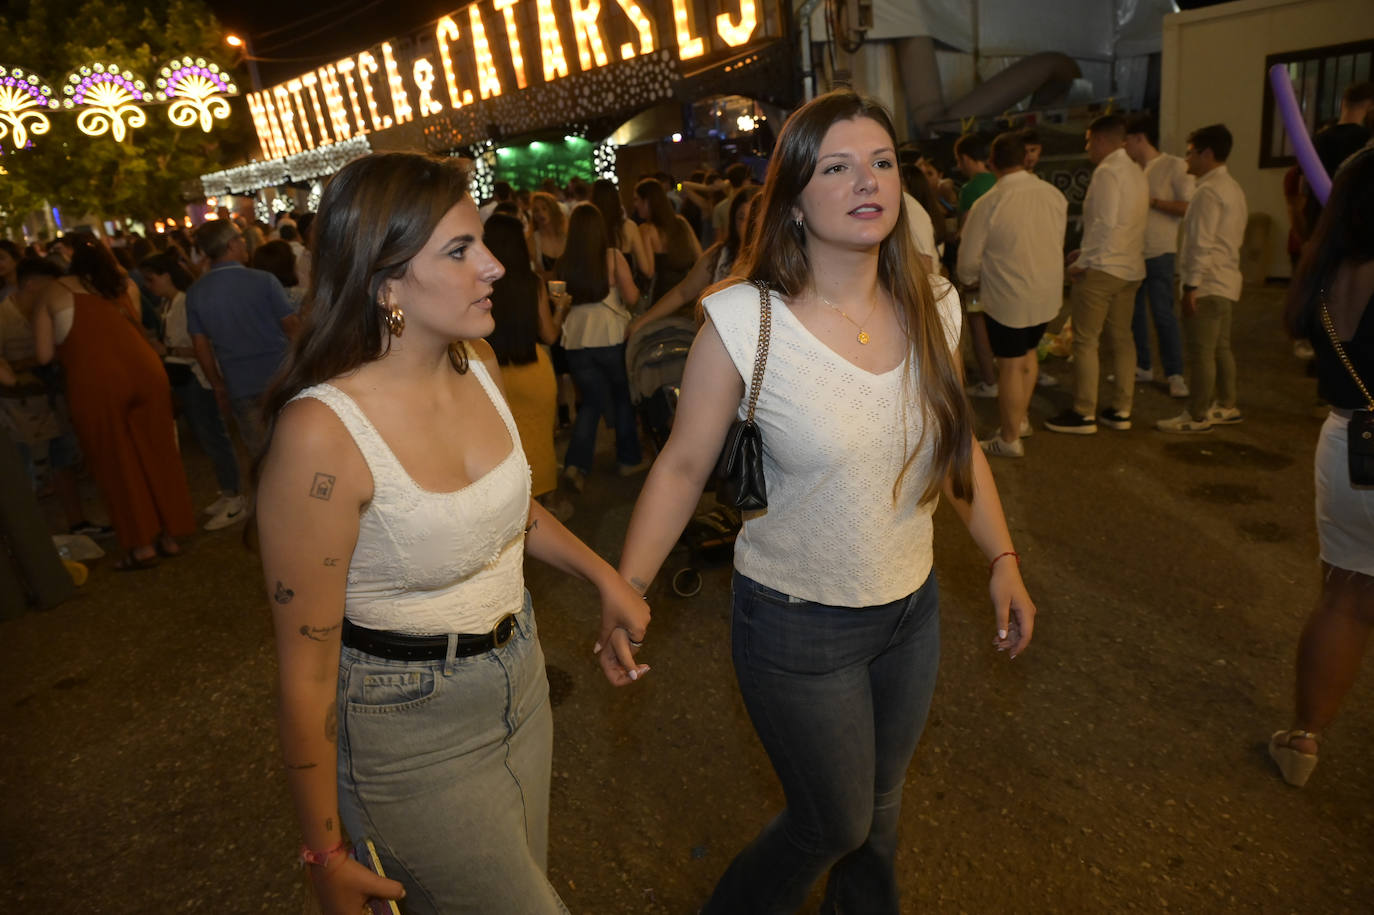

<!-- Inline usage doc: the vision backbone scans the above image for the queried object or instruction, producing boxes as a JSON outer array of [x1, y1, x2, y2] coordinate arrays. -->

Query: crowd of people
[[2, 75, 1371, 913]]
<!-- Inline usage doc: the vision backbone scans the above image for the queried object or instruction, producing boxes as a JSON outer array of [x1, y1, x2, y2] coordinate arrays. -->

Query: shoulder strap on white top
[[289, 384, 399, 482], [464, 347, 524, 448]]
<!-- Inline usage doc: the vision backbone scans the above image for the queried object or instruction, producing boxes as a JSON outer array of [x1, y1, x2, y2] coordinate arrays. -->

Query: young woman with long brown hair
[[254, 154, 648, 915], [634, 177, 701, 303], [617, 90, 1036, 913]]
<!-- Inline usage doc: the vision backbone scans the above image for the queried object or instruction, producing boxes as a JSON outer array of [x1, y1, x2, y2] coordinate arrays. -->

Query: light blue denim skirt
[[335, 592, 569, 914]]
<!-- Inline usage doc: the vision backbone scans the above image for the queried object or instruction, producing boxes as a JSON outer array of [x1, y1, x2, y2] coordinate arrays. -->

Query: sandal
[[155, 539, 182, 559], [113, 553, 160, 572], [1269, 729, 1319, 787]]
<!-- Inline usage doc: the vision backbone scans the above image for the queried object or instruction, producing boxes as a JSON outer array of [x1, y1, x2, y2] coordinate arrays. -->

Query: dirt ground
[[2, 285, 1371, 913]]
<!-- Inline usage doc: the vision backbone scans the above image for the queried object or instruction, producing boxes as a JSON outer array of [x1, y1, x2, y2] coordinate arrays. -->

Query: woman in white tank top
[[618, 91, 1037, 913], [254, 154, 649, 915]]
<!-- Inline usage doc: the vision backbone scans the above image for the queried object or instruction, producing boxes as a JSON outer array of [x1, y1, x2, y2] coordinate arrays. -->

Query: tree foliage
[[0, 0, 251, 234]]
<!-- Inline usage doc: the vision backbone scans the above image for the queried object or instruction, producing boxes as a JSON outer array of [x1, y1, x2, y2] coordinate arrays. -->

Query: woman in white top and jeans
[[255, 154, 649, 915], [618, 90, 1036, 913], [556, 203, 644, 489]]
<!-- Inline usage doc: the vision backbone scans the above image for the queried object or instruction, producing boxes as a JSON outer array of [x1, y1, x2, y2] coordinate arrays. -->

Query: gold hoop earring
[[381, 300, 405, 337]]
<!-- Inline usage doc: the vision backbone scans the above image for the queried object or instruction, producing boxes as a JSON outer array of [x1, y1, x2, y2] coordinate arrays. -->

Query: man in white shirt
[[958, 131, 1068, 458], [1047, 115, 1149, 435], [1157, 124, 1248, 433], [1126, 116, 1194, 399]]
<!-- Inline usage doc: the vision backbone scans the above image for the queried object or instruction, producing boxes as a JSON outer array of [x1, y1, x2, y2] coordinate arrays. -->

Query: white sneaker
[[561, 465, 586, 493], [1168, 375, 1190, 398], [1207, 404, 1244, 425], [1018, 417, 1033, 438], [1293, 339, 1315, 360], [980, 436, 1025, 458], [1155, 411, 1212, 434], [204, 495, 248, 531], [1135, 367, 1153, 382], [202, 492, 233, 516], [966, 381, 999, 398], [1036, 373, 1058, 388]]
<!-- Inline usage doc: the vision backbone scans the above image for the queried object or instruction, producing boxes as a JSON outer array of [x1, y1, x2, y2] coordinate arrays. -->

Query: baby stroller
[[667, 504, 741, 597], [625, 316, 697, 451]]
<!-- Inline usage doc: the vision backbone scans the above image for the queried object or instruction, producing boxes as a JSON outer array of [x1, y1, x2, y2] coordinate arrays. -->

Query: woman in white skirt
[[1272, 148, 1374, 787]]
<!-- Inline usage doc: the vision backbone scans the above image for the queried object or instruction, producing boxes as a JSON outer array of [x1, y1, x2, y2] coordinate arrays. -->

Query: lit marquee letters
[[239, 0, 774, 162], [716, 0, 758, 47]]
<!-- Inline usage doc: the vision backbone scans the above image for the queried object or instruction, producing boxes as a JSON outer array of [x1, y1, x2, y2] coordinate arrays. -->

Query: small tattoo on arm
[[630, 577, 649, 594], [325, 818, 334, 832], [285, 762, 317, 770], [309, 472, 336, 501], [325, 705, 338, 744], [273, 581, 295, 604], [323, 557, 339, 567], [299, 623, 340, 641], [525, 518, 539, 534]]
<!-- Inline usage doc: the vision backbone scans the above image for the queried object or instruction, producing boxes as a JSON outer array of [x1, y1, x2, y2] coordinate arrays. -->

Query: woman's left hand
[[594, 574, 651, 686], [989, 559, 1035, 659]]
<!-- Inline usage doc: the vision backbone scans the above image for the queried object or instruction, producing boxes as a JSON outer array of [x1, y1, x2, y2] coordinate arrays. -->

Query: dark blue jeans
[[563, 343, 641, 472], [174, 380, 240, 494], [1131, 252, 1184, 377], [703, 571, 941, 915]]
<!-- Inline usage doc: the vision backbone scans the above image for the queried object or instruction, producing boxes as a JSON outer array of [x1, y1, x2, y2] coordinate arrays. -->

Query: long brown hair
[[732, 89, 974, 504], [557, 204, 611, 304], [255, 153, 472, 477], [635, 178, 694, 268]]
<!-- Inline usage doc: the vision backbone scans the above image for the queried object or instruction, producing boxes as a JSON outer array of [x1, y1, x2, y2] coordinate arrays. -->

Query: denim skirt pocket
[[345, 661, 442, 715]]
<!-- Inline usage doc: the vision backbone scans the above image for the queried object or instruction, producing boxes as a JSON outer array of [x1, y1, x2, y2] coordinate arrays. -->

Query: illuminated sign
[[245, 0, 771, 160]]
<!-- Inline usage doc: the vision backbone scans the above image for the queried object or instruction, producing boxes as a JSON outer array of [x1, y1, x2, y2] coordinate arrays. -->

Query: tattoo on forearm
[[325, 705, 338, 743], [309, 472, 336, 501], [323, 557, 338, 567], [285, 762, 317, 770], [630, 577, 649, 594], [274, 581, 295, 604], [325, 817, 334, 833], [526, 518, 538, 534], [299, 623, 340, 641]]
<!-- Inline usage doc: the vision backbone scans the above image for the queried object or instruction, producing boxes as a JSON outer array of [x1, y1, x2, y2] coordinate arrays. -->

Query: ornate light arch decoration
[[61, 63, 150, 142], [0, 65, 61, 150], [156, 57, 237, 132]]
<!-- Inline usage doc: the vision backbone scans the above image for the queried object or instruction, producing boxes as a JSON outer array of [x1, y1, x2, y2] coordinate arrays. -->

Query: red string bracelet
[[989, 550, 1020, 574], [300, 838, 349, 874]]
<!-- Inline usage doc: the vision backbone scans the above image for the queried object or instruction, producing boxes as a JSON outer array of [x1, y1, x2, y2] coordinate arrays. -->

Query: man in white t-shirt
[[1046, 115, 1149, 435], [958, 131, 1068, 458], [1126, 116, 1194, 399]]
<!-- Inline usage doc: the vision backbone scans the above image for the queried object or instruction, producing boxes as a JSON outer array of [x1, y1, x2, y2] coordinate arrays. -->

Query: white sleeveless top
[[702, 279, 963, 607], [290, 354, 531, 635]]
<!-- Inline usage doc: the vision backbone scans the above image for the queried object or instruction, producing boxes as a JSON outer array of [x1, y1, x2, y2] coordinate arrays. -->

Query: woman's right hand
[[310, 857, 406, 915]]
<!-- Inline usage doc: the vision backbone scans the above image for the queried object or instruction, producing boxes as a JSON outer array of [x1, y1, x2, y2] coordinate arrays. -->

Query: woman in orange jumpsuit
[[34, 238, 194, 569]]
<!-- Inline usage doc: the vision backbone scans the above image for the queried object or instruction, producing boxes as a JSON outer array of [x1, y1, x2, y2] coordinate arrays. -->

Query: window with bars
[[1261, 40, 1373, 168]]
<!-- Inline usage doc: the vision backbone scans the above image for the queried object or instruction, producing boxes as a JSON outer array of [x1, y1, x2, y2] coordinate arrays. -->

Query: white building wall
[[1161, 0, 1374, 279]]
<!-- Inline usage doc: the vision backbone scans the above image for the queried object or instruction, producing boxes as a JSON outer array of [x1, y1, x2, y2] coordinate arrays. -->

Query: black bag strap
[[744, 280, 772, 422], [1319, 293, 1374, 410]]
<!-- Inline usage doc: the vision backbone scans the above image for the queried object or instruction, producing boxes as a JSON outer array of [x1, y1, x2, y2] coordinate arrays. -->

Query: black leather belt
[[341, 614, 517, 661]]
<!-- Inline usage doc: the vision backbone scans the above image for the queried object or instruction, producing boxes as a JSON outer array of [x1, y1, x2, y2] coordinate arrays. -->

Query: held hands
[[1065, 249, 1084, 282], [1181, 288, 1199, 317], [594, 574, 651, 686], [309, 855, 405, 915], [989, 556, 1035, 660]]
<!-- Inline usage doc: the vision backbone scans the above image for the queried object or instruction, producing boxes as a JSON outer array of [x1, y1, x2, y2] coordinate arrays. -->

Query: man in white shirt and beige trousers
[[1157, 124, 1248, 433], [958, 131, 1068, 457], [1047, 115, 1149, 434]]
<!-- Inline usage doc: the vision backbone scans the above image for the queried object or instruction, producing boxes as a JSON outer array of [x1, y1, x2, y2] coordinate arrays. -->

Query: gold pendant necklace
[[819, 292, 879, 345]]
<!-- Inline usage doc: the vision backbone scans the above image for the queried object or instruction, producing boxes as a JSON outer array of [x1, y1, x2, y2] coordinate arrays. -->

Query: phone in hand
[[354, 838, 402, 915]]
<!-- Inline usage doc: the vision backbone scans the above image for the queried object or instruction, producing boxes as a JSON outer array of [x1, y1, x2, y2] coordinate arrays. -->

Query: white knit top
[[702, 278, 962, 607], [290, 351, 531, 635]]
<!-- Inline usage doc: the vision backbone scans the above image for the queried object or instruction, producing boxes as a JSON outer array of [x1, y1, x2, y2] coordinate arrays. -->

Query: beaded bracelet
[[989, 550, 1021, 575]]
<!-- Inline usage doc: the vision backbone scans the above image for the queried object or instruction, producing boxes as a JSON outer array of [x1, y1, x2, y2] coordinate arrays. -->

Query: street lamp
[[226, 33, 261, 92]]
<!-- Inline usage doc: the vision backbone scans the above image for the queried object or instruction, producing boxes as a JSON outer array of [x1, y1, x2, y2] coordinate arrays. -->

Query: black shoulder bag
[[713, 280, 772, 510], [1319, 296, 1374, 486]]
